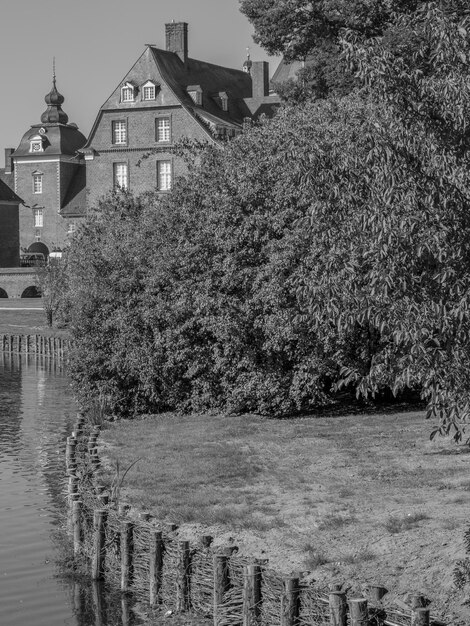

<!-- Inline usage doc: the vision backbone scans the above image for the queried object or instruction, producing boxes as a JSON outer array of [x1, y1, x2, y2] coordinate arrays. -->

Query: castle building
[[0, 179, 22, 269], [0, 75, 87, 258], [0, 22, 280, 272], [81, 22, 280, 208]]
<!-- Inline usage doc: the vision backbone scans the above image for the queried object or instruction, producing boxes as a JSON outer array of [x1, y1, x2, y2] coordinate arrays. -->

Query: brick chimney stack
[[252, 61, 270, 99], [166, 22, 188, 66], [4, 148, 14, 174]]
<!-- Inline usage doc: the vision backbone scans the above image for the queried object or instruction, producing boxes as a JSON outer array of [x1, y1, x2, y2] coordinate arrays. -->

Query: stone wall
[[0, 268, 39, 298]]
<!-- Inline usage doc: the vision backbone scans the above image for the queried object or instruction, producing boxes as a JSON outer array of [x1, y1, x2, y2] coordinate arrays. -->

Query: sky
[[0, 0, 279, 157]]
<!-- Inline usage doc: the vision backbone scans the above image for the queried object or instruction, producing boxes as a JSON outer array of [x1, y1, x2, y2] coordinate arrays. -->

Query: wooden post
[[149, 530, 163, 606], [369, 586, 387, 603], [243, 563, 261, 626], [98, 493, 109, 507], [121, 521, 134, 592], [121, 594, 130, 626], [68, 475, 79, 497], [66, 437, 77, 468], [281, 576, 300, 626], [411, 596, 429, 626], [91, 509, 107, 580], [349, 598, 368, 626], [411, 608, 430, 626], [213, 554, 230, 626], [68, 493, 80, 536], [72, 500, 82, 554], [176, 540, 191, 612], [329, 590, 347, 626], [201, 535, 213, 548], [91, 580, 105, 626], [118, 503, 130, 516]]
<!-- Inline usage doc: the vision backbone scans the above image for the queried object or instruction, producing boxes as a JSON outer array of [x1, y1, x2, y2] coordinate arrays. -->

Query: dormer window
[[215, 91, 228, 112], [121, 82, 135, 103], [142, 80, 157, 101], [30, 135, 44, 153], [187, 85, 202, 106]]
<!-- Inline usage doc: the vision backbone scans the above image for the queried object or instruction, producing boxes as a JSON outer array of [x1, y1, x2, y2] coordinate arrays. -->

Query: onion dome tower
[[40, 71, 69, 125], [10, 61, 87, 255]]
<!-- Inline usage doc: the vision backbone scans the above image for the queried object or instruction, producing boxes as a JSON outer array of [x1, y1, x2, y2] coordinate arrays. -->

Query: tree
[[240, 1, 465, 101], [294, 3, 470, 440], [35, 258, 68, 327]]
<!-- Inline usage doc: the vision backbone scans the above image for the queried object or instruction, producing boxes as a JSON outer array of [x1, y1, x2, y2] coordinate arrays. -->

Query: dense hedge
[[64, 98, 378, 417], [64, 6, 470, 438]]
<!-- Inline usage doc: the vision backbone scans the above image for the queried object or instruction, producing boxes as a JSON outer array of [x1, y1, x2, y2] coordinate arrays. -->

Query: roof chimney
[[4, 148, 14, 174], [252, 61, 269, 99], [166, 22, 188, 65]]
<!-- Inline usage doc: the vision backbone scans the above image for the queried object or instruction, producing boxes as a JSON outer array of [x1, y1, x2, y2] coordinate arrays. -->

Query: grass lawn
[[0, 307, 69, 337], [98, 408, 470, 623]]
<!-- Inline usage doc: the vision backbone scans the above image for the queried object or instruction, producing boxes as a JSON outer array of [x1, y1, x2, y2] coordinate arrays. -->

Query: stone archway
[[0, 287, 7, 298], [27, 242, 49, 259], [21, 286, 40, 298]]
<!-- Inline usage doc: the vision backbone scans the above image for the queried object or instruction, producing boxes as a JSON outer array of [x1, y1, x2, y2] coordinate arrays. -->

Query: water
[[0, 354, 145, 626]]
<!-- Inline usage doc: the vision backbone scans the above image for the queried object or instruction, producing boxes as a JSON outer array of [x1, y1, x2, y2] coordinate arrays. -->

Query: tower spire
[[41, 61, 69, 125]]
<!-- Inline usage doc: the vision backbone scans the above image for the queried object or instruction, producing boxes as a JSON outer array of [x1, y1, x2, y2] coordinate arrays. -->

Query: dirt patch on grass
[[98, 409, 470, 624]]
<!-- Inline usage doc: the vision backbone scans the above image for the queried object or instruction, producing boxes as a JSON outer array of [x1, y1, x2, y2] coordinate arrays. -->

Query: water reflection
[[0, 354, 147, 626]]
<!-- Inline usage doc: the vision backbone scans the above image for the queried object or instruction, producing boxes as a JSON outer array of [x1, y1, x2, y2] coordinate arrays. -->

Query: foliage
[[240, 0, 425, 100], [299, 2, 470, 441], [35, 258, 69, 327], [65, 3, 470, 442], [240, 1, 469, 102]]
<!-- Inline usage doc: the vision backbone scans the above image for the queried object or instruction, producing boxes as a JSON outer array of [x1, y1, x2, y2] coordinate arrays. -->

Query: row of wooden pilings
[[1, 333, 68, 358], [65, 415, 434, 626]]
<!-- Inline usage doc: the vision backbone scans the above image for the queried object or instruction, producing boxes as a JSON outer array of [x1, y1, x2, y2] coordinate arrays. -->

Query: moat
[[0, 354, 147, 625]]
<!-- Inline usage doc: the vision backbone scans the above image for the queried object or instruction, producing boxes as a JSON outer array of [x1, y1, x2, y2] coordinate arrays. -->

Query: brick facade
[[82, 23, 280, 209], [0, 22, 281, 271]]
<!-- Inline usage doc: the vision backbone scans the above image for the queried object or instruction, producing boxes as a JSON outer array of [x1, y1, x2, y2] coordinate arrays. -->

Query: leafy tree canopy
[[241, 0, 468, 100]]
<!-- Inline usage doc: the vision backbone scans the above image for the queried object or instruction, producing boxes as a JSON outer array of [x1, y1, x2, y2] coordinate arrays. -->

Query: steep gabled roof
[[84, 46, 259, 149], [61, 167, 86, 217], [0, 175, 22, 204], [149, 47, 254, 124]]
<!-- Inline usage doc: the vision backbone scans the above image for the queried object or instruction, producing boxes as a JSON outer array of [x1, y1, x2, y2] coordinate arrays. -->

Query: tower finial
[[243, 47, 252, 74], [53, 57, 56, 87]]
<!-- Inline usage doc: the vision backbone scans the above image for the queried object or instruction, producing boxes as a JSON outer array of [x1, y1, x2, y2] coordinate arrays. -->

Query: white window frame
[[32, 172, 43, 194], [113, 162, 128, 190], [33, 208, 44, 228], [121, 83, 135, 103], [142, 81, 156, 101], [112, 120, 127, 145], [67, 222, 76, 235], [157, 160, 172, 191], [156, 117, 171, 143], [30, 137, 43, 153]]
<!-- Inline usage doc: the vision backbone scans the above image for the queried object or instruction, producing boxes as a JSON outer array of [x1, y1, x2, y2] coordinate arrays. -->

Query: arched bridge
[[0, 268, 40, 299]]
